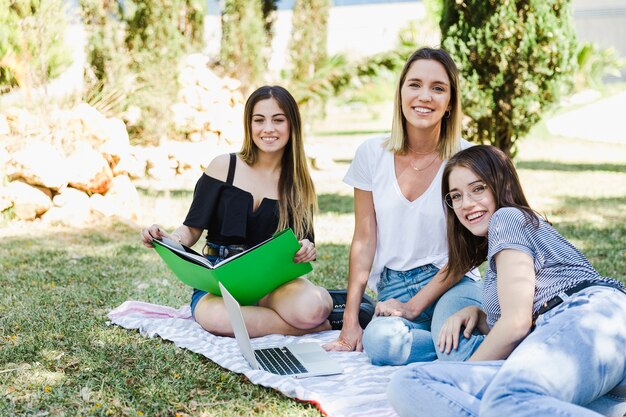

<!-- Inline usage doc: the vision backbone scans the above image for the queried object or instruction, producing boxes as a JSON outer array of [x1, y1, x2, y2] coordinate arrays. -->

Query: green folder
[[152, 228, 312, 305]]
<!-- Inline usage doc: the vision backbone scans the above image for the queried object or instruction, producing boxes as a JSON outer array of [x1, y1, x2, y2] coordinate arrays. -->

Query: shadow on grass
[[548, 196, 625, 282], [517, 160, 626, 173], [552, 220, 625, 282], [318, 193, 354, 215], [0, 223, 327, 417], [547, 196, 626, 217]]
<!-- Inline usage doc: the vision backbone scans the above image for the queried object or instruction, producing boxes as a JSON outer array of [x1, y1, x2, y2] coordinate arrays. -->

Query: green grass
[[0, 225, 330, 416], [1, 115, 625, 416]]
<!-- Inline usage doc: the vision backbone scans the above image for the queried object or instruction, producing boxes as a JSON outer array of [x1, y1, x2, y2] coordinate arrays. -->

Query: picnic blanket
[[107, 301, 400, 417]]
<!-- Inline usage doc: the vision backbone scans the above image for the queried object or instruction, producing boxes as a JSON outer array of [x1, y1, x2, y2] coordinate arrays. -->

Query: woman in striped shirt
[[387, 145, 626, 417]]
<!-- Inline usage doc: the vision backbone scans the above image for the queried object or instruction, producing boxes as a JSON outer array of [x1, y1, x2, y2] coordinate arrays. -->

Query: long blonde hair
[[384, 47, 462, 159], [239, 86, 317, 240]]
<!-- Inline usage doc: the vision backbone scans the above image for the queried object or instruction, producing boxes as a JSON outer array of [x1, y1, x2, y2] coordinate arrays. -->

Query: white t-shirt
[[344, 136, 478, 292]]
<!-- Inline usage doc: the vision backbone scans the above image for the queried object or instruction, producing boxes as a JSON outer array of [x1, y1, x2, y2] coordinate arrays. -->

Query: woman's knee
[[263, 279, 332, 328], [193, 298, 232, 336], [363, 317, 411, 365], [435, 278, 481, 314], [480, 376, 542, 417]]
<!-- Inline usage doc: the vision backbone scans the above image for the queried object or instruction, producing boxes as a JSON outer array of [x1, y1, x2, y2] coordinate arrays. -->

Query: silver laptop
[[219, 282, 343, 378]]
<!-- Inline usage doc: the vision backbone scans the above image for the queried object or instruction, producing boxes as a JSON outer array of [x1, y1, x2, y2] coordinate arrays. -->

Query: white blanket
[[107, 301, 400, 417]]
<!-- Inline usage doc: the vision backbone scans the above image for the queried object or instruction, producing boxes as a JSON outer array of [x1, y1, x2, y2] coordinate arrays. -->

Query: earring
[[444, 110, 451, 119]]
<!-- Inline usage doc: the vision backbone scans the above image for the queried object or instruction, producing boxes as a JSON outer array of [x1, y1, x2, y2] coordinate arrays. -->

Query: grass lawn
[[1, 113, 625, 416]]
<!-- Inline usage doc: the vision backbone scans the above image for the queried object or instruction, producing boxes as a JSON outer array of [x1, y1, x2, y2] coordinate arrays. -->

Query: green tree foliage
[[123, 0, 205, 58], [288, 0, 330, 85], [262, 0, 279, 47], [79, 0, 205, 145], [0, 0, 71, 93], [575, 42, 625, 91], [286, 0, 331, 122], [221, 0, 267, 94], [440, 0, 577, 156], [80, 1, 130, 94]]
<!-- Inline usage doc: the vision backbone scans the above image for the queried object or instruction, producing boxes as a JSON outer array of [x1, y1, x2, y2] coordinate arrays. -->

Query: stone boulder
[[90, 174, 140, 220], [0, 114, 9, 136], [6, 140, 69, 191], [65, 143, 114, 194], [6, 180, 52, 220], [41, 187, 92, 227]]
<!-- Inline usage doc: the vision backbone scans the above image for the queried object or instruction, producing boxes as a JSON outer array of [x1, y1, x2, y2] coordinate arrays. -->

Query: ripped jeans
[[362, 264, 483, 365]]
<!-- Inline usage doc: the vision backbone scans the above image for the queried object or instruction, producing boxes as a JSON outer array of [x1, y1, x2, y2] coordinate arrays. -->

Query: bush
[[79, 0, 205, 145], [575, 42, 625, 91], [440, 0, 578, 156], [221, 0, 267, 95], [0, 0, 72, 94]]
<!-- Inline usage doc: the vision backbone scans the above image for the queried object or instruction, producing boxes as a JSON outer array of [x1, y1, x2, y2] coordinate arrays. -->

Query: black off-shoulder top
[[183, 154, 313, 247]]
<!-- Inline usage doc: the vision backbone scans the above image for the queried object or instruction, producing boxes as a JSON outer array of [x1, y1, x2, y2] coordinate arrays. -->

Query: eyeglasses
[[444, 183, 489, 209]]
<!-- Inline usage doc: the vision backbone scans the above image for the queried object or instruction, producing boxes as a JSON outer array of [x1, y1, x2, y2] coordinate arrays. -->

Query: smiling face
[[400, 59, 452, 132], [447, 166, 496, 237], [250, 98, 290, 155]]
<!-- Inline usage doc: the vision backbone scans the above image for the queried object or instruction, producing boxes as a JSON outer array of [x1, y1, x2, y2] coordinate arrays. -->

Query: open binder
[[152, 228, 313, 305]]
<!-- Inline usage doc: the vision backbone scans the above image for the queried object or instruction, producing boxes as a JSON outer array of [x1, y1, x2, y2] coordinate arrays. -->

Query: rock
[[98, 117, 130, 158], [0, 143, 9, 177], [41, 204, 92, 228], [52, 186, 90, 207], [0, 186, 13, 212], [6, 140, 68, 190], [90, 175, 140, 220], [113, 152, 146, 179], [43, 187, 92, 227], [0, 114, 10, 136], [103, 174, 140, 220], [66, 143, 114, 194], [6, 180, 52, 220], [3, 107, 37, 135]]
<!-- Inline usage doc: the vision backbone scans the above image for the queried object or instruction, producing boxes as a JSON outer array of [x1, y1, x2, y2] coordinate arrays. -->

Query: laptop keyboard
[[254, 347, 308, 375]]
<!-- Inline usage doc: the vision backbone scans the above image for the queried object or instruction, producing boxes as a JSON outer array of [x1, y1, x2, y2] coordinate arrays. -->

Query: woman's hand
[[294, 239, 316, 263], [323, 324, 363, 352], [141, 224, 170, 248], [375, 298, 416, 320], [437, 306, 482, 354]]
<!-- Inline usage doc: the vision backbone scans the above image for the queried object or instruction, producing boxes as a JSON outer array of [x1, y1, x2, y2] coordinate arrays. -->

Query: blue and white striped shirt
[[483, 207, 625, 328]]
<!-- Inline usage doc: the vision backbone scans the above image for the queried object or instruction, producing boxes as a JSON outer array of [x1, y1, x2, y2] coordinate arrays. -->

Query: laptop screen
[[218, 282, 260, 370]]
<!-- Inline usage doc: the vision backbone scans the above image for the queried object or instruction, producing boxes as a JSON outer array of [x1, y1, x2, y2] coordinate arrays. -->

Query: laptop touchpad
[[296, 351, 330, 363]]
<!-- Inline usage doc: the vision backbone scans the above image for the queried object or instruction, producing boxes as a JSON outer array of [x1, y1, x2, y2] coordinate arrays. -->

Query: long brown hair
[[384, 47, 462, 159], [239, 86, 316, 240], [442, 145, 539, 281]]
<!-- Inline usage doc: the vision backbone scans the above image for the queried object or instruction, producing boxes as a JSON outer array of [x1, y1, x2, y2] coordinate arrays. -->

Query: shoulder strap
[[226, 153, 236, 185]]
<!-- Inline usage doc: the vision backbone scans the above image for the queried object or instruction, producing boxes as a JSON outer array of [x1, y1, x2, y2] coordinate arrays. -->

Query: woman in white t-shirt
[[323, 47, 483, 365]]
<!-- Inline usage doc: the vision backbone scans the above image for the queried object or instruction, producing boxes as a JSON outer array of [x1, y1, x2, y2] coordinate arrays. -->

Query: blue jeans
[[387, 286, 626, 417], [362, 264, 483, 365], [190, 254, 222, 318]]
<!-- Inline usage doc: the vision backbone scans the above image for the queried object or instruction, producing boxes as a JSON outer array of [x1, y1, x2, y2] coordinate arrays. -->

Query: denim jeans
[[190, 254, 222, 318], [387, 286, 626, 417], [362, 264, 483, 365]]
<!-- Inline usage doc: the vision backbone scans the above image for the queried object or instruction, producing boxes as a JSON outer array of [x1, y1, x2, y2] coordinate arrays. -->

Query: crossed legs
[[193, 277, 333, 337]]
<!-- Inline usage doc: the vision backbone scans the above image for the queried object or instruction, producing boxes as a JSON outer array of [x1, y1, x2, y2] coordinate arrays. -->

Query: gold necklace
[[407, 144, 437, 156], [410, 153, 439, 172]]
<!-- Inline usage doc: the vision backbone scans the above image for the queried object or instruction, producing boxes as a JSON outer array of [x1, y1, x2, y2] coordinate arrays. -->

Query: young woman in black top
[[141, 85, 334, 337]]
